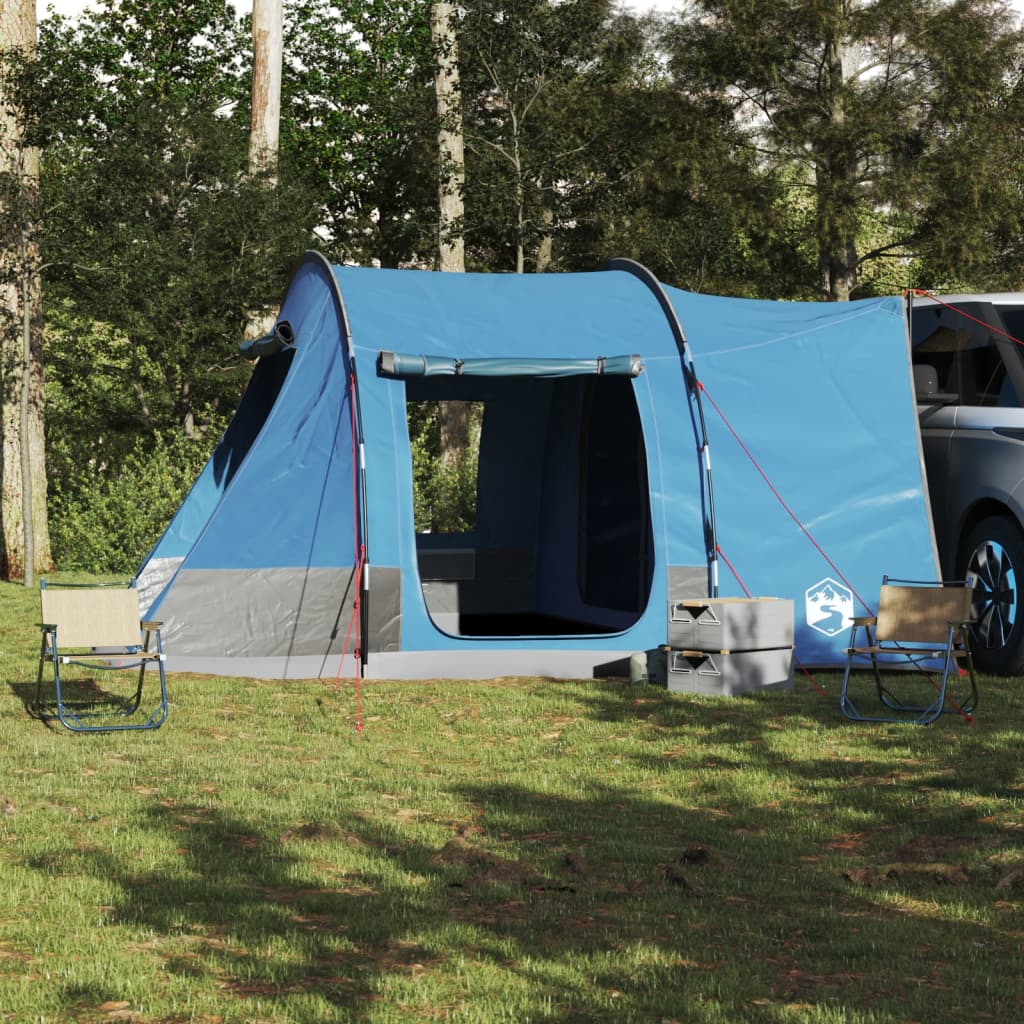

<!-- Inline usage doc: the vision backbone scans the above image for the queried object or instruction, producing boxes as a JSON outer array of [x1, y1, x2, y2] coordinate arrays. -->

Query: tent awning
[[377, 351, 644, 379]]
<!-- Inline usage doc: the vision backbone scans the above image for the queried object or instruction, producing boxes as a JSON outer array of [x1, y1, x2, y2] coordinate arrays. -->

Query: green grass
[[1, 578, 1022, 1023]]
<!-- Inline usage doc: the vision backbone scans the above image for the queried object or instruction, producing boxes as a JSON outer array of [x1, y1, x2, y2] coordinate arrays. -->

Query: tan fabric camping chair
[[35, 581, 168, 732], [839, 576, 977, 725]]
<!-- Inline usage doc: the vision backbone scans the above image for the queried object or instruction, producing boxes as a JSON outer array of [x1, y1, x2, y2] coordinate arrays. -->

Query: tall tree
[[529, 10, 800, 296], [246, 0, 285, 339], [667, 0, 1024, 301], [249, 0, 283, 180], [0, 0, 51, 581], [430, 2, 469, 462], [432, 1, 466, 273]]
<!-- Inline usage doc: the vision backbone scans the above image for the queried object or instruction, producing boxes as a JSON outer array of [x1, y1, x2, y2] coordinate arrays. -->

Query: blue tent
[[137, 252, 939, 679]]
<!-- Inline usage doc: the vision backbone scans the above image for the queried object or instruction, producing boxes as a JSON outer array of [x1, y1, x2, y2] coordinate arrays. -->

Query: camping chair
[[839, 576, 978, 725], [34, 580, 168, 732]]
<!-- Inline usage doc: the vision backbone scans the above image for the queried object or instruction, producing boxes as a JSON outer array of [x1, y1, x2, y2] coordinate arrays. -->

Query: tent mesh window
[[408, 399, 482, 534], [406, 374, 653, 639]]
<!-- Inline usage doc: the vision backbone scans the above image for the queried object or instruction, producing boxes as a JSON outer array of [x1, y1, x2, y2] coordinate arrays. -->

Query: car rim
[[967, 537, 1018, 651]]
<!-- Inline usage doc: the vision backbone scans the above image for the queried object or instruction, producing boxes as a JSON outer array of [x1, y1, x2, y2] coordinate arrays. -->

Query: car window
[[970, 341, 1009, 405], [913, 319, 1012, 406], [999, 308, 1024, 343], [994, 308, 1024, 406]]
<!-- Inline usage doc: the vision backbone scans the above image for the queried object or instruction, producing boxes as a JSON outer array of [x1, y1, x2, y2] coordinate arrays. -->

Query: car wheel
[[960, 515, 1024, 675]]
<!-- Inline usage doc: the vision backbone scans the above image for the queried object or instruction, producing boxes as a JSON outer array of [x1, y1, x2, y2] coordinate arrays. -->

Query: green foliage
[[282, 0, 437, 267], [11, 0, 320, 570], [910, 3, 1024, 289], [569, 57, 811, 297], [664, 0, 1024, 300], [48, 428, 217, 573], [459, 0, 648, 273], [30, 0, 317, 436], [40, 297, 231, 576], [408, 400, 481, 533]]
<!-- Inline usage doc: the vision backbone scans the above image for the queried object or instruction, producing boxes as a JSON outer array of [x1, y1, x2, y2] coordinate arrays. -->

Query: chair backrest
[[40, 587, 142, 648], [875, 583, 974, 645]]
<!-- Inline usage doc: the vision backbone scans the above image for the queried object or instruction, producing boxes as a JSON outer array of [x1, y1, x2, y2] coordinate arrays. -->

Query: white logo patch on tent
[[805, 577, 854, 638]]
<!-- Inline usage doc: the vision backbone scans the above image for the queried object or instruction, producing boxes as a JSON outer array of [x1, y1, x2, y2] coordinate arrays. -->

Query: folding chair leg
[[844, 655, 970, 725], [33, 632, 52, 720], [34, 651, 168, 733]]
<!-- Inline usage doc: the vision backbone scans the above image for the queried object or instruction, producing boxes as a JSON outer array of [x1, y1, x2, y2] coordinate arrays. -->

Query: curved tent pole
[[605, 258, 719, 598], [304, 250, 371, 669]]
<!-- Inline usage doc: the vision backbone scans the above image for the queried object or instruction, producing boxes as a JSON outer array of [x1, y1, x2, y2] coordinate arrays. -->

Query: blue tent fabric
[[338, 264, 694, 672], [664, 288, 938, 665], [136, 252, 938, 680], [139, 255, 362, 672]]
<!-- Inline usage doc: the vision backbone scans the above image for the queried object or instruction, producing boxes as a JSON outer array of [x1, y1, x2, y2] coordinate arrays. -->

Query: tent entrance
[[397, 360, 653, 638]]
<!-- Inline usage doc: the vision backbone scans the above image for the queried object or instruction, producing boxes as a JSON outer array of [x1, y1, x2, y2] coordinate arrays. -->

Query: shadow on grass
[[574, 675, 1024, 802], [10, 673, 159, 733], [14, 674, 1024, 1022]]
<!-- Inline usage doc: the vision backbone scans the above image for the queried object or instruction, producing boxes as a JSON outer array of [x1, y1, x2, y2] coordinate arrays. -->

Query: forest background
[[2, 0, 1024, 581]]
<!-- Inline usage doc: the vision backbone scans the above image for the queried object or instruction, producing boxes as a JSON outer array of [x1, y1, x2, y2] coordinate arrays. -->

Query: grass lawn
[[1, 578, 1022, 1023]]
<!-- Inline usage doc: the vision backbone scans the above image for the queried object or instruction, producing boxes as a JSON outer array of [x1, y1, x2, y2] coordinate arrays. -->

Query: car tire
[[960, 515, 1024, 675]]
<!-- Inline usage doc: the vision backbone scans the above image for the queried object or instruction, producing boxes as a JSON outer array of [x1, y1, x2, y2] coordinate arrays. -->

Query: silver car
[[910, 291, 1024, 674]]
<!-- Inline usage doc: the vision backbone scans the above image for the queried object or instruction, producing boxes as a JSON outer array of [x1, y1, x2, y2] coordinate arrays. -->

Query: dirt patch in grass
[[845, 862, 971, 887], [844, 832, 1024, 890], [432, 836, 551, 889], [279, 821, 367, 846]]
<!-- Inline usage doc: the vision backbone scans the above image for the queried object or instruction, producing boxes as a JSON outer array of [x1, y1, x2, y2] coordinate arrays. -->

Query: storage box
[[666, 647, 794, 696], [668, 597, 794, 651]]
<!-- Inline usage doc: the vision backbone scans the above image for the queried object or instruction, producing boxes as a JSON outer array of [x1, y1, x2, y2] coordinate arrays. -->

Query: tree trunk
[[0, 0, 52, 581], [511, 113, 525, 274], [432, 1, 466, 273], [514, 171, 525, 274], [19, 229, 33, 584], [817, 25, 859, 302], [245, 0, 283, 341], [249, 0, 283, 180], [535, 198, 554, 272], [437, 401, 470, 470], [431, 2, 468, 470]]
